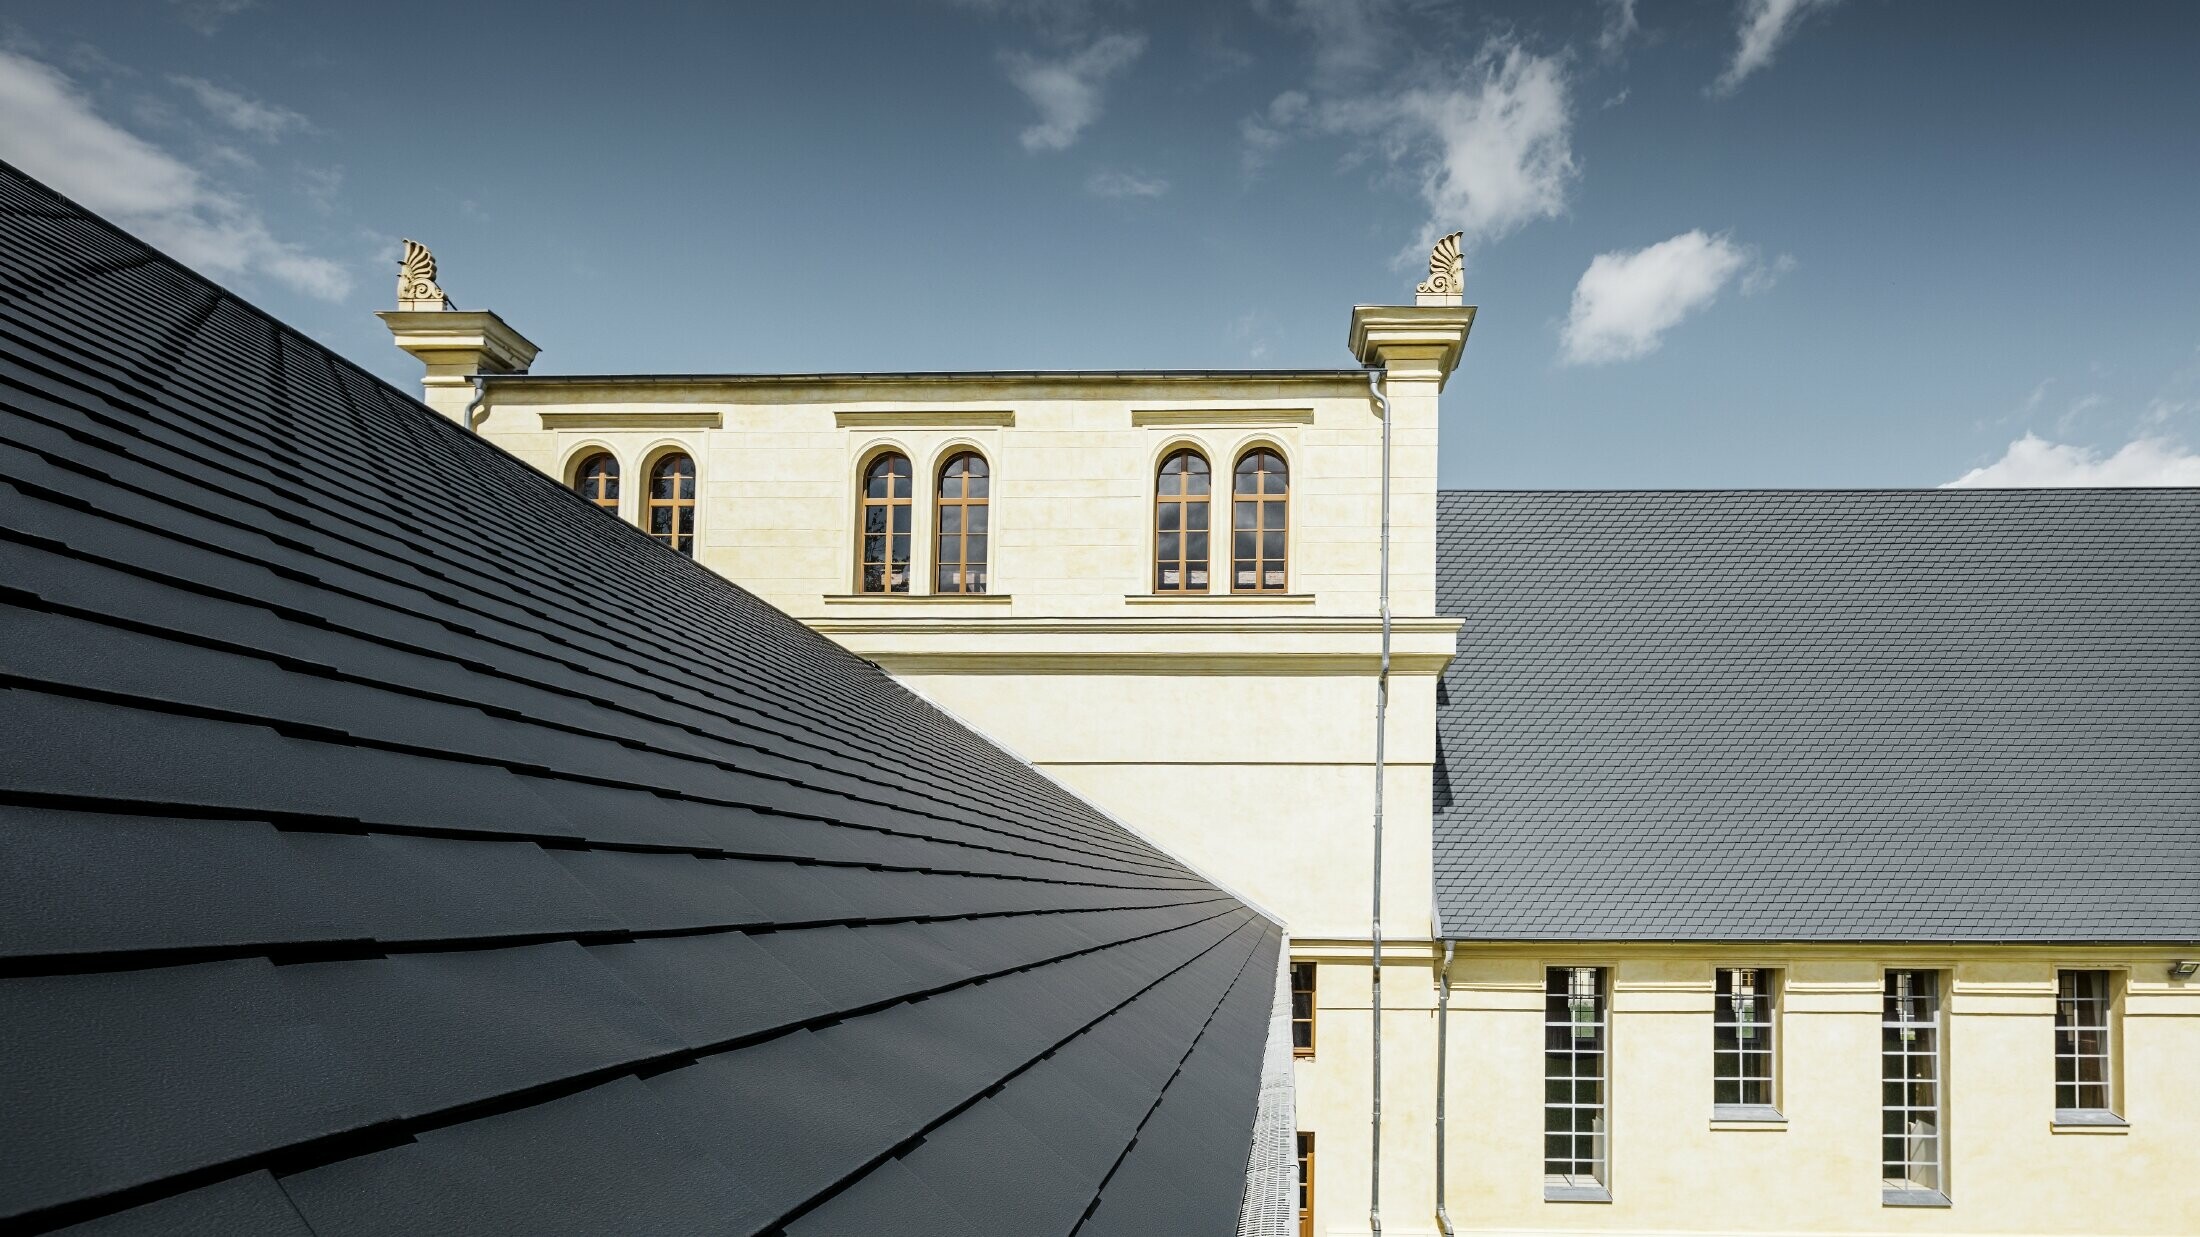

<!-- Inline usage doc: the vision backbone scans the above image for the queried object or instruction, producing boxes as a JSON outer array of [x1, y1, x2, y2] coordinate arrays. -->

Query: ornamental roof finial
[[397, 238, 452, 310], [1414, 231, 1464, 306]]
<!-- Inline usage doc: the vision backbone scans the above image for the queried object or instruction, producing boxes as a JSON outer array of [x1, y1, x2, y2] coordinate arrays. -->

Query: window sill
[[1543, 1185, 1611, 1204], [1710, 1105, 1786, 1129], [1124, 593, 1315, 604], [2052, 1110, 2128, 1133], [1882, 1189, 1951, 1208]]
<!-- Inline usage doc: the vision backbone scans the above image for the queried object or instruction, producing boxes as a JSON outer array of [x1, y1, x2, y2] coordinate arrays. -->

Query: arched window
[[1232, 447, 1288, 593], [859, 452, 913, 593], [573, 452, 620, 514], [646, 452, 696, 556], [935, 452, 989, 595], [1154, 448, 1210, 593]]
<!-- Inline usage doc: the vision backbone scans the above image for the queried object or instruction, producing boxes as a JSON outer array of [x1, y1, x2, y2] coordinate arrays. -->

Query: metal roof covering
[[0, 159, 1282, 1234], [1432, 488, 2200, 942]]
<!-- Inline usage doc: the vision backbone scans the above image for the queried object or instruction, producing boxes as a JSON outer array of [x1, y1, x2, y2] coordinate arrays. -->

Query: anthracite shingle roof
[[0, 160, 1280, 1234], [1433, 489, 2200, 942]]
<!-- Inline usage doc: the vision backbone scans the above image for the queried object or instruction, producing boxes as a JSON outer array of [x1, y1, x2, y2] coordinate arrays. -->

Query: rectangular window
[[2055, 970, 2116, 1119], [1291, 962, 1316, 1057], [1714, 967, 1779, 1117], [1544, 967, 1609, 1199], [1296, 1132, 1314, 1237], [1882, 970, 1947, 1205]]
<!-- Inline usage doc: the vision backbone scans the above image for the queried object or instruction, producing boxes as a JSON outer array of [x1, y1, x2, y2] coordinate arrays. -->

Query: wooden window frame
[[2054, 969, 2120, 1120], [1296, 1131, 1314, 1237], [1154, 447, 1212, 593], [934, 451, 990, 595], [1544, 966, 1610, 1200], [573, 451, 620, 515], [1882, 969, 1948, 1205], [1230, 446, 1289, 594], [858, 451, 914, 594], [1291, 962, 1316, 1057], [644, 451, 696, 556], [1713, 967, 1781, 1118]]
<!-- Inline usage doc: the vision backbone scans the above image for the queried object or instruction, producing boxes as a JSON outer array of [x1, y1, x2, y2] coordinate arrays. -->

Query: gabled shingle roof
[[1433, 489, 2200, 942], [0, 160, 1281, 1235]]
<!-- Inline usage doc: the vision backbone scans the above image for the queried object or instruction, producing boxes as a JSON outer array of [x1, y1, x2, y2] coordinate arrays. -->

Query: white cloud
[[1740, 251, 1795, 295], [0, 49, 349, 300], [1003, 32, 1145, 152], [1598, 0, 1640, 59], [1944, 434, 2200, 487], [168, 0, 257, 35], [1257, 0, 1393, 89], [1087, 168, 1168, 198], [1323, 39, 1577, 255], [1560, 229, 1753, 365], [1712, 0, 1837, 96], [170, 74, 308, 140], [1239, 89, 1309, 173]]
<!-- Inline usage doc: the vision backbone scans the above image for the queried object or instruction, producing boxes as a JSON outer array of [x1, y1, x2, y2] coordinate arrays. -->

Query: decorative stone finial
[[397, 238, 452, 310], [1414, 231, 1464, 305]]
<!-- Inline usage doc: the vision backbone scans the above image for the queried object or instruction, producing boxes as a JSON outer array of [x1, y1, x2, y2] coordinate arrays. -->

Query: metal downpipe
[[1365, 368, 1393, 1237], [1435, 939, 1456, 1237]]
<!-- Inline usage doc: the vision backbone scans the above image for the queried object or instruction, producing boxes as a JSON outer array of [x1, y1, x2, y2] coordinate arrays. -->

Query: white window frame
[[1713, 967, 1781, 1120], [1543, 966, 1611, 1202], [2053, 969, 2122, 1123], [1882, 969, 1949, 1207]]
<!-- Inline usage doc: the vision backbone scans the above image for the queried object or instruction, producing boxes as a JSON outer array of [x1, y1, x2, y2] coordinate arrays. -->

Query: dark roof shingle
[[1432, 489, 2200, 942], [0, 160, 1280, 1233]]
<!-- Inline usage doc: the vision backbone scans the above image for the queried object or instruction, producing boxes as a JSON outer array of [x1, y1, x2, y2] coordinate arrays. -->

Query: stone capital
[[378, 309, 540, 422], [1346, 304, 1476, 390]]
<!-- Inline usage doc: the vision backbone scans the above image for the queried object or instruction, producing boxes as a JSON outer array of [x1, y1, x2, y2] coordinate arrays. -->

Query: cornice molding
[[1129, 407, 1317, 428], [539, 411, 722, 431], [835, 409, 1016, 429], [808, 614, 1460, 635], [860, 651, 1456, 676]]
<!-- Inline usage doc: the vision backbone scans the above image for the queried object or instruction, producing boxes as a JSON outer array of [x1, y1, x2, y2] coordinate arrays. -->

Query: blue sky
[[3, 0, 2197, 488]]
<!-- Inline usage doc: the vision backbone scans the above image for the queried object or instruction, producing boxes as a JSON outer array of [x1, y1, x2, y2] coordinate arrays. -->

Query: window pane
[[1544, 967, 1607, 1187], [1158, 504, 1179, 533], [892, 504, 911, 533], [1187, 500, 1208, 531], [969, 506, 988, 534], [941, 506, 962, 535], [1882, 971, 1942, 1191]]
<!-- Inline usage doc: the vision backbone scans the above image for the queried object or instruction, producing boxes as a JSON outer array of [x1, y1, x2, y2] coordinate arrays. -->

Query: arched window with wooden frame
[[1154, 447, 1210, 593], [573, 451, 620, 515], [1232, 446, 1289, 593], [858, 451, 913, 593], [934, 451, 989, 595], [645, 452, 696, 555]]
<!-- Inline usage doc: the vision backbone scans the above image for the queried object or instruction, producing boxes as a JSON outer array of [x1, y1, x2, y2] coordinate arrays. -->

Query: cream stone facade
[[383, 249, 2197, 1237]]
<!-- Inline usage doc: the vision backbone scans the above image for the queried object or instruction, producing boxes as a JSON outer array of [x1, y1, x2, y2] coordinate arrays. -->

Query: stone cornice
[[1129, 407, 1318, 428], [808, 612, 1461, 676], [539, 411, 722, 430], [834, 409, 1016, 429], [1347, 304, 1477, 389], [377, 308, 540, 374]]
